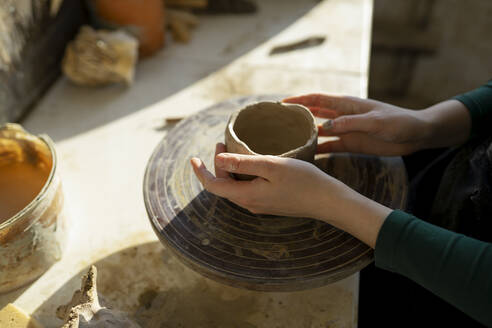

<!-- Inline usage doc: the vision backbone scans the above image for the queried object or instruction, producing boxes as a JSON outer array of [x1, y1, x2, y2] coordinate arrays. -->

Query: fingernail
[[190, 157, 201, 166], [321, 119, 333, 130]]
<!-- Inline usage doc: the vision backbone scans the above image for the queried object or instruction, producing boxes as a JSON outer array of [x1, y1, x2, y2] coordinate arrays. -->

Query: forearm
[[414, 80, 492, 149], [376, 211, 492, 326], [317, 183, 492, 325], [417, 99, 472, 149], [453, 79, 492, 139]]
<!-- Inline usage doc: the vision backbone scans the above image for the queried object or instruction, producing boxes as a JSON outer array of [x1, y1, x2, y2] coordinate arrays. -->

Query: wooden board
[[143, 95, 407, 292]]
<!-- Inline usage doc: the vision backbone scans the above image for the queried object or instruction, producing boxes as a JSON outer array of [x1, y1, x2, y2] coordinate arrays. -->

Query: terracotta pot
[[91, 0, 166, 57], [225, 101, 318, 180]]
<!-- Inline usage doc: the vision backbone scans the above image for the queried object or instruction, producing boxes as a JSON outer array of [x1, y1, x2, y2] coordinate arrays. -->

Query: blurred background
[[370, 0, 492, 109], [1, 0, 491, 122]]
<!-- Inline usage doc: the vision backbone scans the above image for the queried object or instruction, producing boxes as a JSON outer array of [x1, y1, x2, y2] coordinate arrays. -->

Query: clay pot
[[91, 0, 166, 57], [225, 101, 318, 180]]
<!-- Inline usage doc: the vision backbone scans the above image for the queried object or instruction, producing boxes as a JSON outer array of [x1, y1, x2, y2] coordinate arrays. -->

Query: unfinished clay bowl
[[225, 101, 317, 179]]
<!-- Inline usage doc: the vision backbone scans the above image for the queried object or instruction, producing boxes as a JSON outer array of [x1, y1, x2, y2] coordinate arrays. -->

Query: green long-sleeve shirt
[[375, 80, 492, 326]]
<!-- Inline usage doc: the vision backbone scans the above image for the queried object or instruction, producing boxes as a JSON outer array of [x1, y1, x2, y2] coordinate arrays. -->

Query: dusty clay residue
[[251, 244, 290, 260], [91, 241, 355, 328], [38, 188, 63, 228]]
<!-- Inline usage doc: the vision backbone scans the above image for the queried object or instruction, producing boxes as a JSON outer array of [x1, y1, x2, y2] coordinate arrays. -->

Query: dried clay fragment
[[56, 265, 141, 328], [62, 26, 138, 86]]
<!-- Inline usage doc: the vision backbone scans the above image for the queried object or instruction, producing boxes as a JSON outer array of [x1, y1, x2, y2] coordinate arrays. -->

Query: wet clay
[[232, 102, 313, 155], [225, 101, 317, 180], [226, 101, 317, 157], [0, 134, 52, 223]]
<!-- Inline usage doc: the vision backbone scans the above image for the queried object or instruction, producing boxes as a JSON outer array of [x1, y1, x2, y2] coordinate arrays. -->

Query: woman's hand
[[190, 143, 391, 248], [191, 144, 336, 218], [284, 94, 471, 156]]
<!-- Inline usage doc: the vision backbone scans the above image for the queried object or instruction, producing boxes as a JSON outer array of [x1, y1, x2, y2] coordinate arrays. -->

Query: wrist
[[316, 179, 392, 248], [412, 108, 439, 151], [415, 100, 471, 148]]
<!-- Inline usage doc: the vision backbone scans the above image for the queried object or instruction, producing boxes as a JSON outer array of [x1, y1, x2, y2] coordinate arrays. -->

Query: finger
[[317, 119, 339, 136], [215, 153, 276, 178], [318, 123, 335, 136], [308, 106, 338, 119], [317, 135, 414, 156], [283, 94, 374, 115], [316, 139, 348, 153], [283, 94, 329, 107], [191, 158, 252, 198], [191, 157, 216, 184], [323, 113, 378, 135], [214, 143, 230, 179]]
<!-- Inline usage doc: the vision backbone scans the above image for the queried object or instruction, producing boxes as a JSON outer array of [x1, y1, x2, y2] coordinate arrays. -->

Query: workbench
[[0, 0, 373, 326]]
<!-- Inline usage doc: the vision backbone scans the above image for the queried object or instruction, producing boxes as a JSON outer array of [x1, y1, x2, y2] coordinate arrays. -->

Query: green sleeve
[[375, 210, 492, 326], [453, 80, 492, 139]]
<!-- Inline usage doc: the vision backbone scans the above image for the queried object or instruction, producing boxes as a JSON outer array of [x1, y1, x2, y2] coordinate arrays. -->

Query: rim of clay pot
[[0, 123, 58, 230], [227, 101, 317, 157]]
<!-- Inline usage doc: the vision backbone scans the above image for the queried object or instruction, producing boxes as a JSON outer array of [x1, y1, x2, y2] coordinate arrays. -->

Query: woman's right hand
[[284, 94, 471, 156]]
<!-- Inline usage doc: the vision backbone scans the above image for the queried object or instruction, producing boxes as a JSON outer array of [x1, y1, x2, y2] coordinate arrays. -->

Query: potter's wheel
[[143, 95, 407, 292]]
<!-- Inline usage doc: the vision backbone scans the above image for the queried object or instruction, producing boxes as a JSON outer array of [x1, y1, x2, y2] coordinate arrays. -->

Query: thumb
[[215, 153, 275, 178], [323, 113, 376, 135]]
